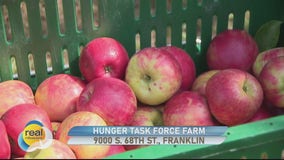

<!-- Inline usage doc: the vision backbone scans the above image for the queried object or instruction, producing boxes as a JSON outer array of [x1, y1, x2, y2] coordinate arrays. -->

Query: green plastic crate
[[0, 0, 283, 159]]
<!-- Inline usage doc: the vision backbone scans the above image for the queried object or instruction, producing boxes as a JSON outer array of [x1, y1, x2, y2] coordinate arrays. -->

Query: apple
[[206, 69, 263, 126], [160, 46, 196, 91], [129, 105, 163, 126], [253, 47, 284, 78], [35, 74, 86, 122], [55, 111, 110, 159], [24, 139, 76, 159], [0, 120, 10, 159], [191, 70, 220, 96], [125, 47, 182, 105], [246, 104, 273, 123], [1, 103, 52, 157], [77, 77, 137, 126], [0, 80, 35, 117], [79, 37, 129, 82], [206, 29, 258, 71], [259, 56, 284, 108], [106, 145, 126, 157], [125, 104, 163, 151], [163, 91, 215, 126], [51, 122, 61, 138]]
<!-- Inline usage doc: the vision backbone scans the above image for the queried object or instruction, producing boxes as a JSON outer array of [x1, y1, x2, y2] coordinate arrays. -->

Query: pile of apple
[[1, 30, 284, 159]]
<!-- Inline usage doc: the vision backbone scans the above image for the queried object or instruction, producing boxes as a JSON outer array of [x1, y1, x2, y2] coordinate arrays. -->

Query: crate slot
[[135, 33, 141, 52], [181, 22, 187, 45], [10, 56, 18, 79], [244, 10, 250, 32], [150, 0, 156, 17], [134, 0, 140, 19], [28, 53, 36, 76], [228, 13, 234, 30], [166, 25, 171, 46], [166, 0, 172, 13], [182, 0, 187, 9], [151, 29, 156, 47], [78, 44, 84, 56], [57, 0, 65, 34], [1, 4, 12, 42], [211, 15, 217, 39], [92, 0, 99, 27], [196, 18, 202, 54], [20, 1, 30, 39], [46, 51, 53, 73], [39, 0, 48, 37], [75, 0, 82, 32], [62, 48, 70, 70]]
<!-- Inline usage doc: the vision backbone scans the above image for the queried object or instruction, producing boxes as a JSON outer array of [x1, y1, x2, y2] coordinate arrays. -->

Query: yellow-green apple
[[160, 46, 196, 91], [76, 77, 137, 126], [207, 29, 258, 71], [125, 105, 163, 151], [125, 47, 182, 105], [79, 37, 129, 82], [35, 74, 86, 122], [51, 122, 61, 138], [106, 145, 126, 157], [55, 111, 110, 159], [253, 47, 284, 78], [163, 91, 215, 126], [0, 120, 10, 159], [1, 103, 52, 157], [191, 70, 220, 96], [259, 56, 284, 108], [24, 139, 76, 159], [0, 80, 35, 117], [206, 69, 263, 126], [129, 105, 163, 126]]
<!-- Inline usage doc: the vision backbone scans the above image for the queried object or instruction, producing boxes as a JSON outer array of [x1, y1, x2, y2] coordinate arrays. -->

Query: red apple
[[0, 80, 35, 117], [77, 77, 137, 126], [1, 103, 52, 157], [163, 91, 215, 126], [259, 56, 284, 108], [252, 47, 284, 78], [106, 145, 126, 157], [206, 69, 263, 126], [55, 111, 110, 159], [125, 47, 182, 105], [246, 104, 273, 123], [24, 139, 76, 159], [206, 29, 258, 71], [35, 74, 86, 122], [191, 70, 220, 96], [160, 46, 196, 91], [79, 37, 129, 82], [0, 120, 10, 159]]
